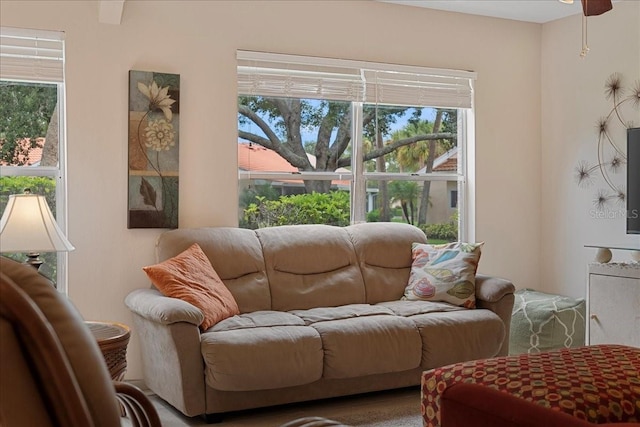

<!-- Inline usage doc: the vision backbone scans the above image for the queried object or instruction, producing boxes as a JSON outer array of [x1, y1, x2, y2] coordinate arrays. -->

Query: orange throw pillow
[[142, 243, 239, 330]]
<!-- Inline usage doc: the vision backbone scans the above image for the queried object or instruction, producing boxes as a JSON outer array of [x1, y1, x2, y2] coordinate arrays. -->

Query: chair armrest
[[124, 288, 204, 327], [114, 381, 161, 427], [475, 274, 515, 303], [280, 417, 349, 427]]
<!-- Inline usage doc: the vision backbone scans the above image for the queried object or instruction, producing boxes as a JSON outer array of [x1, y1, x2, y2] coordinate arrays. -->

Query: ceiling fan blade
[[581, 0, 613, 16]]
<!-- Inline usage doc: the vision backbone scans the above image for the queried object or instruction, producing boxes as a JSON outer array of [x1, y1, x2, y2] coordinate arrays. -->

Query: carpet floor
[[150, 387, 422, 427]]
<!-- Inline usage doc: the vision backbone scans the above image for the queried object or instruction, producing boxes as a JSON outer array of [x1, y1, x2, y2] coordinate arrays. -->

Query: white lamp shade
[[0, 194, 74, 253]]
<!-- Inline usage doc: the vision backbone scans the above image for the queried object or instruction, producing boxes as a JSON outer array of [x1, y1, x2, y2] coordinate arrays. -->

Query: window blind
[[237, 50, 475, 109], [363, 70, 473, 109], [0, 27, 65, 83]]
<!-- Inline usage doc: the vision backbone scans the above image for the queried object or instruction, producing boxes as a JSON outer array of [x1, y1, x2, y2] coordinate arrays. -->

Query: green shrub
[[242, 191, 350, 229], [420, 211, 459, 242], [366, 209, 380, 222], [422, 222, 457, 241], [239, 183, 280, 209], [0, 176, 56, 213]]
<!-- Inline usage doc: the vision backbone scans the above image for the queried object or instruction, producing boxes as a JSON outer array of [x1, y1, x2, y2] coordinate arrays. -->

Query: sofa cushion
[[201, 325, 322, 391], [155, 227, 271, 313], [309, 315, 422, 379], [377, 300, 465, 317], [404, 242, 483, 308], [289, 304, 395, 325], [210, 311, 305, 332], [347, 222, 427, 303], [257, 225, 366, 311], [142, 243, 239, 331], [410, 309, 505, 369]]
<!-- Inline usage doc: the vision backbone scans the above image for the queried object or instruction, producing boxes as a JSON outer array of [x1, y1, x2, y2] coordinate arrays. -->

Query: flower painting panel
[[128, 70, 180, 228]]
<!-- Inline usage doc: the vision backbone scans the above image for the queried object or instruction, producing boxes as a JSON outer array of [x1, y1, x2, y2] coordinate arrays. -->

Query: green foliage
[[242, 191, 350, 229], [239, 183, 280, 209], [0, 176, 57, 213], [0, 81, 57, 164], [389, 181, 419, 224], [362, 105, 408, 141], [366, 209, 380, 222], [420, 211, 459, 242]]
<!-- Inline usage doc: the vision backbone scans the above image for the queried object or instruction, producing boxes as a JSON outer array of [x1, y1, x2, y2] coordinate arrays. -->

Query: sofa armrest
[[474, 274, 515, 357], [125, 288, 207, 417], [475, 274, 515, 303], [124, 288, 204, 327]]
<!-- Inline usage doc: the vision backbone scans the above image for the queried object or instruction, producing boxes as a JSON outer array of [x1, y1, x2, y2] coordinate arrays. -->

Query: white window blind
[[0, 27, 65, 83], [237, 50, 476, 109], [363, 70, 473, 109]]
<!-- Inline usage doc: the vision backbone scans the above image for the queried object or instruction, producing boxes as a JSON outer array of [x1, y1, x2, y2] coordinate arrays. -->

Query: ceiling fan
[[580, 0, 613, 16], [560, 0, 613, 56], [560, 0, 613, 16]]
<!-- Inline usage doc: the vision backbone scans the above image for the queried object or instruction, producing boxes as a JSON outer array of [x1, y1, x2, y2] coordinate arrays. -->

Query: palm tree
[[393, 120, 434, 172], [389, 181, 419, 224], [390, 112, 450, 225]]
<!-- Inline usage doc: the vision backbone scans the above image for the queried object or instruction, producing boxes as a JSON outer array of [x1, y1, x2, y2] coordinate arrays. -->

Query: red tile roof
[[238, 142, 299, 173], [0, 138, 44, 166], [238, 142, 350, 187], [433, 148, 457, 172]]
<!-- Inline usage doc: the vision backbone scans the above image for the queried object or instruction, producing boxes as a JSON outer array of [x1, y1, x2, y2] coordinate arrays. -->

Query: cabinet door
[[589, 274, 640, 347]]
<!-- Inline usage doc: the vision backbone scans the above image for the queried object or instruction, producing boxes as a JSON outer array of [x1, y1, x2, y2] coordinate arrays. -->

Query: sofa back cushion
[[154, 223, 427, 314], [156, 227, 271, 313], [347, 222, 427, 303], [256, 225, 366, 311]]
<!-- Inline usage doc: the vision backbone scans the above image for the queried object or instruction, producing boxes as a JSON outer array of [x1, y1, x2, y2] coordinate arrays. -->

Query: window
[[237, 51, 475, 242], [0, 27, 68, 290]]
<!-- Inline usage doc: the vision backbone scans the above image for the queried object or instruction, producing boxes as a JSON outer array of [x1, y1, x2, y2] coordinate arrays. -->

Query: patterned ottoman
[[421, 345, 640, 427], [509, 288, 585, 355]]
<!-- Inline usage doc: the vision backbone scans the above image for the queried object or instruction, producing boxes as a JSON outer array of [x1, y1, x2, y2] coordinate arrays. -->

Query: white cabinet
[[587, 263, 640, 347]]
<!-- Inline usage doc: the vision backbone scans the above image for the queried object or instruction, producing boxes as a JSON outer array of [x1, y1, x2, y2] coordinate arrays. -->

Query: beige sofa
[[125, 222, 515, 422]]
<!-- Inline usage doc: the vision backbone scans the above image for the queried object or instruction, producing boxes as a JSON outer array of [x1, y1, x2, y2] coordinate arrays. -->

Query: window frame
[[0, 27, 68, 293], [237, 51, 475, 242]]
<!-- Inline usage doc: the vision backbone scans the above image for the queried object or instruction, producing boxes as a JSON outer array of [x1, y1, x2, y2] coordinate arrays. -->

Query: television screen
[[628, 127, 640, 234]]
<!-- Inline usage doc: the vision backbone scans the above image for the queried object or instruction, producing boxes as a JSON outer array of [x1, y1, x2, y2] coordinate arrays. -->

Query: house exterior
[[237, 141, 351, 195], [425, 147, 459, 225]]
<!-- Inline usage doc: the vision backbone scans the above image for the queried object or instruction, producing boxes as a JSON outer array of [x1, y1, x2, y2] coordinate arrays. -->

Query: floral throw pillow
[[403, 241, 484, 308]]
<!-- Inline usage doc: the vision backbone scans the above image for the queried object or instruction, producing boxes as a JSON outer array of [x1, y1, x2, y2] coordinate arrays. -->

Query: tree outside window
[[237, 53, 472, 243]]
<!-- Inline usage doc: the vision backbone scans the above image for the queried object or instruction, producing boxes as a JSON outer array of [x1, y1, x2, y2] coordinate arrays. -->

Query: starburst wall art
[[128, 70, 180, 228], [575, 73, 640, 212]]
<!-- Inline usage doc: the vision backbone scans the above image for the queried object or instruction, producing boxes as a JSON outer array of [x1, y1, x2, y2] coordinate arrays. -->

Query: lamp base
[[25, 252, 43, 270]]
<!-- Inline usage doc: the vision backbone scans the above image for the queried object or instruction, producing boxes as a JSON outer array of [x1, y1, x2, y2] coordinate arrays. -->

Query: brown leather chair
[[280, 417, 351, 427], [0, 257, 160, 427]]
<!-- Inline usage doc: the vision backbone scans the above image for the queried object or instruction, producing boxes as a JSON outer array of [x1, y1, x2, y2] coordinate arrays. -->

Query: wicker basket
[[87, 322, 131, 381]]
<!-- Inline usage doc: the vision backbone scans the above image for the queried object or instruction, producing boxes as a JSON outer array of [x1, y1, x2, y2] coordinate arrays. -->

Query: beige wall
[[540, 2, 640, 298], [2, 0, 544, 380]]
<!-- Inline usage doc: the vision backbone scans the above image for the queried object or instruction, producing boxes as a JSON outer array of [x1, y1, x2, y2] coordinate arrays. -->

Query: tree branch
[[337, 133, 456, 167], [239, 103, 311, 169], [329, 112, 352, 169], [238, 105, 281, 147]]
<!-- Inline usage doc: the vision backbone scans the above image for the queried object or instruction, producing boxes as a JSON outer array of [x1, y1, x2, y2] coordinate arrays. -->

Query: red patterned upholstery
[[421, 345, 640, 427], [440, 383, 640, 427]]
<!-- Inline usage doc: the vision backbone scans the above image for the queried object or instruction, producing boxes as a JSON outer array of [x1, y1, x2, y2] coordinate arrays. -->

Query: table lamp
[[0, 190, 74, 270]]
